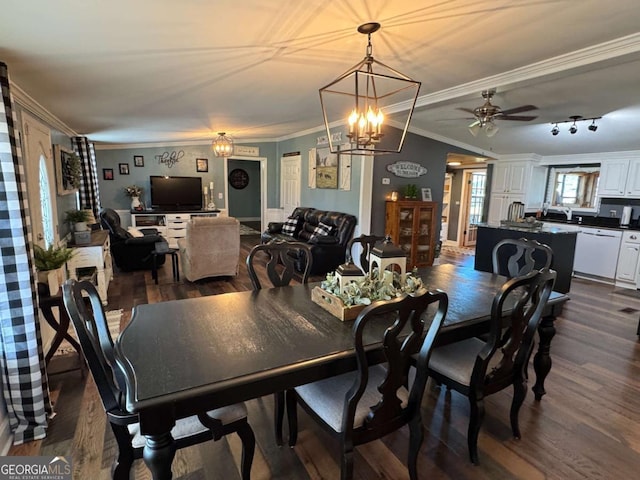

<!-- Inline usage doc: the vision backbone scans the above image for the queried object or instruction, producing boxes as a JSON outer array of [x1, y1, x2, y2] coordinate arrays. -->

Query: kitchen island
[[475, 223, 578, 293]]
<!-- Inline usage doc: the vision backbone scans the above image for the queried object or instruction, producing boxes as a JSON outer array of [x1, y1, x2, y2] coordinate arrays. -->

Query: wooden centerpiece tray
[[311, 286, 366, 322]]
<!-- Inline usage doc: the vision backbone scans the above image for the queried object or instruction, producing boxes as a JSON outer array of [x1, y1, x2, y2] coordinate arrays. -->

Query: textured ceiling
[[2, 0, 640, 156]]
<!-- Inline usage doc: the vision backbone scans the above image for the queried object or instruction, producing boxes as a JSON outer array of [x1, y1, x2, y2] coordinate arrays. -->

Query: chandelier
[[212, 132, 234, 157], [319, 22, 421, 155]]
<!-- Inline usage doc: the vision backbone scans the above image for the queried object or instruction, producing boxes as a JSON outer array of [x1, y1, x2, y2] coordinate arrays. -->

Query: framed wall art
[[53, 144, 80, 195], [196, 158, 208, 172], [421, 187, 432, 201], [134, 155, 144, 167], [119, 163, 130, 175], [103, 168, 114, 180], [315, 147, 338, 189]]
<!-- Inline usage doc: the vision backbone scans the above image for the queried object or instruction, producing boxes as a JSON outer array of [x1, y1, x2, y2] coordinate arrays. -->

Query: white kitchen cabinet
[[492, 161, 527, 194], [67, 230, 112, 305], [599, 158, 640, 197], [616, 231, 640, 284], [487, 159, 546, 223]]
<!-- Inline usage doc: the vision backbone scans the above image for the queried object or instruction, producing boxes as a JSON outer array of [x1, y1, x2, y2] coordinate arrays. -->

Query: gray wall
[[369, 128, 479, 237], [95, 141, 277, 211], [228, 159, 261, 218]]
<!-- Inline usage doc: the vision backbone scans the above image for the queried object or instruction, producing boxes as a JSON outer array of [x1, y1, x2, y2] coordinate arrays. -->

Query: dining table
[[114, 263, 568, 479]]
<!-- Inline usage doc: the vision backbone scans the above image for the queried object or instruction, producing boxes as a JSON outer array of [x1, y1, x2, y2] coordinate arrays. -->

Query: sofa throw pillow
[[281, 217, 299, 237], [310, 221, 334, 241]]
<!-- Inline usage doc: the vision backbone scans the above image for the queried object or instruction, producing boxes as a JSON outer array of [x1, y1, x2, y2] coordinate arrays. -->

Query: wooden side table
[[38, 283, 86, 376]]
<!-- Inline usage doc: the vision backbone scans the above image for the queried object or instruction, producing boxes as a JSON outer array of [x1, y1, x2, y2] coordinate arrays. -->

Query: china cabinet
[[385, 201, 438, 268]]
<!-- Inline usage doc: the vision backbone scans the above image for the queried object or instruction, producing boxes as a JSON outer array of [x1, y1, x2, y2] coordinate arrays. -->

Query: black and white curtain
[[0, 61, 51, 444], [72, 136, 101, 218]]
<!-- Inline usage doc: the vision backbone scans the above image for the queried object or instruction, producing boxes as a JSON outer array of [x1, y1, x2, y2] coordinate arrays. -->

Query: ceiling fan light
[[469, 123, 481, 137], [485, 122, 499, 137]]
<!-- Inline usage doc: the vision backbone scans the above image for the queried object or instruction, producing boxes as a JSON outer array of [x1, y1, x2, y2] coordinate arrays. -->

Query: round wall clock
[[229, 168, 249, 189]]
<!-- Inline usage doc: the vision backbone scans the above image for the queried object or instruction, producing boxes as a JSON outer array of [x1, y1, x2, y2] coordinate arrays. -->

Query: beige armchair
[[178, 216, 240, 281]]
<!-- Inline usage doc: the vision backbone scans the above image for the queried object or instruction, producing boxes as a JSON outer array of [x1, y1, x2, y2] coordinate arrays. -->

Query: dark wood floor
[[10, 236, 640, 479]]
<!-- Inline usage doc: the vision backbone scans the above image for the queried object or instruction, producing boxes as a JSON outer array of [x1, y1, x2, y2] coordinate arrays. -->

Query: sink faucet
[[560, 206, 572, 221]]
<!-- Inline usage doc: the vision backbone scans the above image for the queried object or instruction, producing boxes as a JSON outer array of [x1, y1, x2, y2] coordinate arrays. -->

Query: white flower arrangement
[[320, 267, 424, 307], [124, 185, 143, 197]]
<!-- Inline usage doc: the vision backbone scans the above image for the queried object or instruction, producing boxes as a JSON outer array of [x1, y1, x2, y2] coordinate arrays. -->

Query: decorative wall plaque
[[386, 161, 427, 178], [234, 145, 259, 156]]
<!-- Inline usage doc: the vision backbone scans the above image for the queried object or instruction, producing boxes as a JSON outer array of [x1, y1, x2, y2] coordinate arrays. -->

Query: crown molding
[[540, 150, 640, 165], [413, 33, 640, 109], [10, 82, 78, 137]]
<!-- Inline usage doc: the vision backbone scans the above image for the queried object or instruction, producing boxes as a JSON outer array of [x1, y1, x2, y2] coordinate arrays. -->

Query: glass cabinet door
[[398, 206, 414, 257], [416, 206, 433, 264]]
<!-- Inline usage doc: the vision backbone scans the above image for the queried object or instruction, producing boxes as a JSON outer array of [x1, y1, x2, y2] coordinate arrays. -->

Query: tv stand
[[131, 209, 221, 248]]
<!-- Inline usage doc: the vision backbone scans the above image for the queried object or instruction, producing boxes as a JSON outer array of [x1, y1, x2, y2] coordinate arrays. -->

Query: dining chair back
[[62, 279, 255, 480], [246, 240, 313, 290], [286, 289, 449, 480], [345, 234, 385, 273], [427, 268, 556, 464], [492, 237, 553, 278]]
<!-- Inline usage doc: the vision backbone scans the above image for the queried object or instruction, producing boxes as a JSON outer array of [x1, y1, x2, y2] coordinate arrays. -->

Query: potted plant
[[66, 209, 91, 232], [124, 185, 144, 210], [403, 184, 418, 199], [33, 244, 75, 295]]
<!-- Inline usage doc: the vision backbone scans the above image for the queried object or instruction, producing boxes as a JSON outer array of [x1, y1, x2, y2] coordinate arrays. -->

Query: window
[[39, 155, 55, 248], [545, 165, 600, 210]]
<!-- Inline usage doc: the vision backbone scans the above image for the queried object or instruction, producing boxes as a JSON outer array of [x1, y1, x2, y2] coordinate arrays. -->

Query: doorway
[[21, 111, 58, 248], [224, 156, 267, 232], [458, 169, 487, 247]]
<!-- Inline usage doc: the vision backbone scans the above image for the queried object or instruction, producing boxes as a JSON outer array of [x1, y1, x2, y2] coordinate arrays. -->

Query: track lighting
[[549, 116, 601, 136]]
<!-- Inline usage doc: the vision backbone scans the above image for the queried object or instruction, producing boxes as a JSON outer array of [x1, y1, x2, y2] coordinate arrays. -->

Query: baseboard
[[235, 216, 261, 221], [0, 413, 13, 455]]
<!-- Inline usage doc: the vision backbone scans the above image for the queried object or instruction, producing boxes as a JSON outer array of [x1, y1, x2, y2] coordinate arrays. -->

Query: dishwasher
[[573, 227, 622, 279]]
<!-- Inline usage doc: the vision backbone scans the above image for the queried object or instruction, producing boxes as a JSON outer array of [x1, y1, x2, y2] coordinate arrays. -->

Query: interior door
[[461, 170, 487, 247], [281, 155, 301, 215], [21, 111, 58, 248]]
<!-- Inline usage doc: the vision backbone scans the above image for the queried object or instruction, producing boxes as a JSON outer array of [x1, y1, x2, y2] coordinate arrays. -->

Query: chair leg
[[285, 389, 298, 447], [511, 376, 527, 439], [467, 396, 485, 465], [235, 420, 255, 480], [408, 415, 424, 480], [274, 391, 285, 446], [340, 445, 355, 480], [110, 425, 135, 480]]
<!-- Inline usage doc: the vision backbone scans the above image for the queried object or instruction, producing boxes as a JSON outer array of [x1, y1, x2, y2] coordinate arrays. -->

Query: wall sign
[[234, 145, 259, 156], [229, 168, 249, 189], [156, 150, 184, 168], [386, 161, 427, 178]]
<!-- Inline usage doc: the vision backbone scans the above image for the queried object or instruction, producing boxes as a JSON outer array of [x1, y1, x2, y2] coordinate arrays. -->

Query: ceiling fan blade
[[500, 105, 538, 115], [457, 107, 476, 115], [497, 115, 538, 121]]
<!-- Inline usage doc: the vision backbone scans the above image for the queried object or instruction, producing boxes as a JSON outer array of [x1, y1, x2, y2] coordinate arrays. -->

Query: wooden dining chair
[[62, 279, 255, 480], [246, 240, 313, 446], [246, 239, 313, 290], [492, 237, 553, 278], [285, 289, 449, 480], [345, 234, 385, 273], [427, 268, 556, 464]]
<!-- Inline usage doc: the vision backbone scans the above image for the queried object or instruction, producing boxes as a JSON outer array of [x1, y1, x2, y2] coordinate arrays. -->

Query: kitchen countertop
[[479, 223, 579, 234]]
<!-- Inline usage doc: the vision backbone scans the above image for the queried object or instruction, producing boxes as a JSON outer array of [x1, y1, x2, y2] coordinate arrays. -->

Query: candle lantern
[[335, 261, 366, 294], [369, 235, 407, 284]]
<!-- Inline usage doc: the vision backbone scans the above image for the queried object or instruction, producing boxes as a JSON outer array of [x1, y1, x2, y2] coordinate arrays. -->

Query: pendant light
[[212, 132, 234, 157], [319, 22, 421, 155]]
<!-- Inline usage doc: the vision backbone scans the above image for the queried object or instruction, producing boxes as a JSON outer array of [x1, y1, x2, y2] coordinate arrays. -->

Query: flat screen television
[[150, 176, 202, 210]]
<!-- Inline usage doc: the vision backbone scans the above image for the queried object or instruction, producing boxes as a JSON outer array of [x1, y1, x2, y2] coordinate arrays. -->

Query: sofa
[[177, 216, 240, 281], [261, 207, 357, 275], [99, 208, 167, 272]]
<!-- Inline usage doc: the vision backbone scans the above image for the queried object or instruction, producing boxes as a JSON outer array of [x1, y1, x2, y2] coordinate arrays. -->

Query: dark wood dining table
[[114, 264, 568, 479]]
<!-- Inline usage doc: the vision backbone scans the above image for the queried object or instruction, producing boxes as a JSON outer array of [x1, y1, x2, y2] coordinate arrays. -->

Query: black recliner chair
[[99, 208, 167, 272]]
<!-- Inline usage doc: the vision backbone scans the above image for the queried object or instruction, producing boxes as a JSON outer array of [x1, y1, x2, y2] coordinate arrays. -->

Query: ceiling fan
[[458, 89, 538, 137]]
